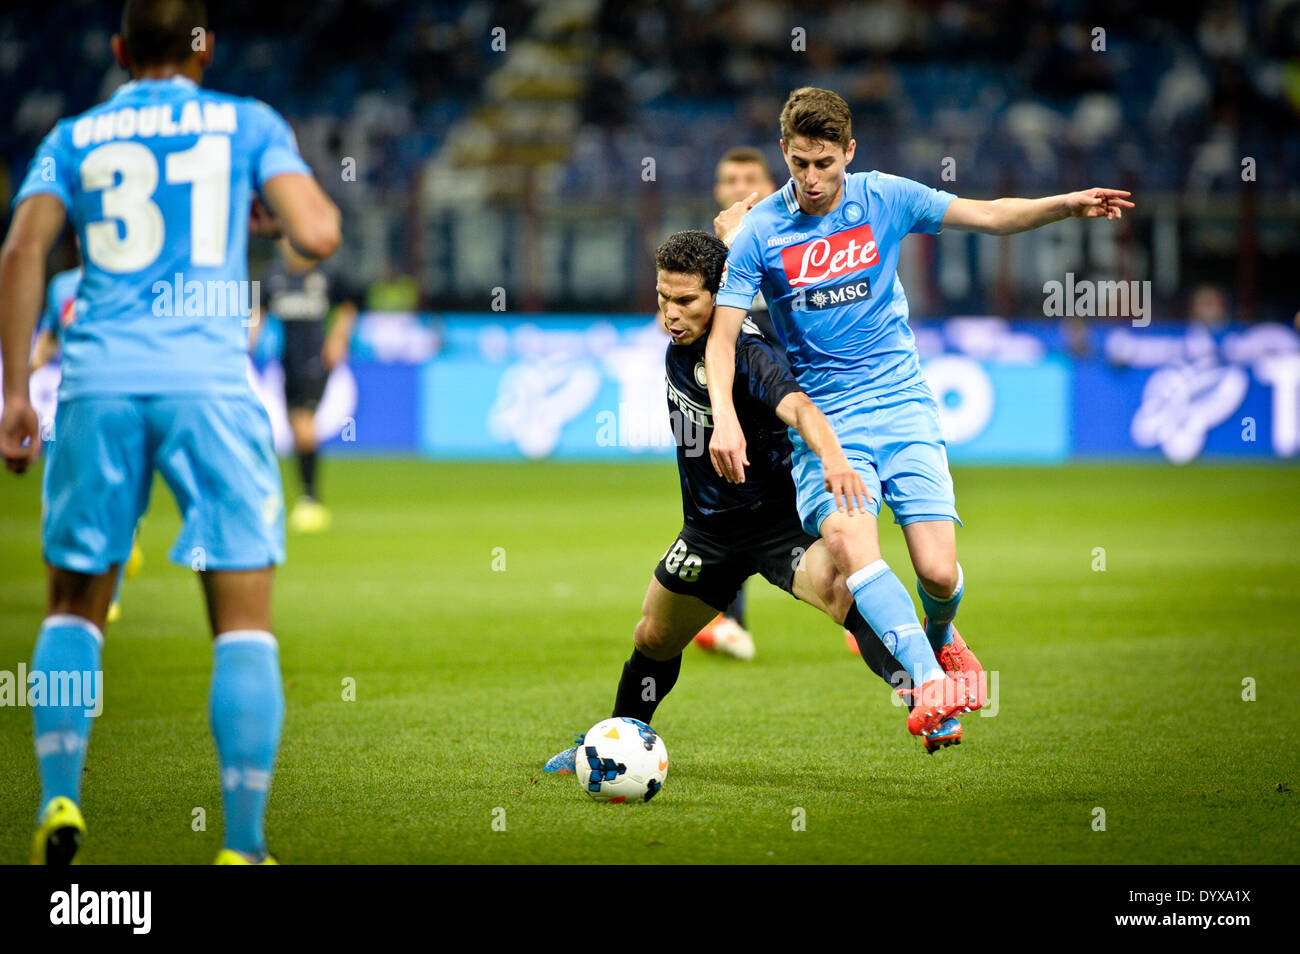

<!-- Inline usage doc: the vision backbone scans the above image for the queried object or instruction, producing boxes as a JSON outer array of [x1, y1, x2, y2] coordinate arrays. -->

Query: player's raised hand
[[709, 415, 749, 484], [714, 191, 761, 245], [823, 459, 871, 515], [1065, 188, 1135, 221], [0, 398, 41, 474]]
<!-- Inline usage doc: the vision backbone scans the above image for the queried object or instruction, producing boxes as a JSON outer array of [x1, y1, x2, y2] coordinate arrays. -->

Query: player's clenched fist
[[823, 458, 871, 514], [0, 399, 41, 474], [709, 416, 749, 484]]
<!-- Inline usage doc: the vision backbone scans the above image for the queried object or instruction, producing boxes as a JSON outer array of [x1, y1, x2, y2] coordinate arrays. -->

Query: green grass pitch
[[1, 459, 1296, 864]]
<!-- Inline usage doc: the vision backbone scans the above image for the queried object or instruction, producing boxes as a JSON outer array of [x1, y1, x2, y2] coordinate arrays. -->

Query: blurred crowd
[[571, 0, 1300, 196], [1, 1, 1296, 317], [0, 0, 525, 201]]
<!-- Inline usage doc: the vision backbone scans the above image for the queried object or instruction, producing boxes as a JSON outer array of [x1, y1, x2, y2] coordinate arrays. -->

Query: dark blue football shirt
[[665, 317, 803, 530]]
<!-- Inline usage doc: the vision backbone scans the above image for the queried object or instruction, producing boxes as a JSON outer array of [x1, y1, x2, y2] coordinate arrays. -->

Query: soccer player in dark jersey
[[691, 147, 779, 659], [260, 236, 357, 533], [545, 230, 963, 775], [1, 0, 341, 864]]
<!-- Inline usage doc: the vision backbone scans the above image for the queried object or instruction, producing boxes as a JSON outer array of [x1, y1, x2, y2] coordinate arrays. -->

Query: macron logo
[[766, 231, 812, 249], [781, 223, 879, 287], [50, 884, 151, 934]]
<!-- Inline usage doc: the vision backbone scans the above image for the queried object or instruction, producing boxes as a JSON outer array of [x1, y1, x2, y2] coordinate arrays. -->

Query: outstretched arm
[[942, 188, 1134, 236], [774, 390, 870, 514], [704, 304, 749, 483]]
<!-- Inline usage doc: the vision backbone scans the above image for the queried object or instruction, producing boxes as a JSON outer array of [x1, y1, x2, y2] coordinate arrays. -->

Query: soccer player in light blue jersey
[[30, 265, 82, 371], [706, 87, 1134, 741], [0, 0, 341, 864]]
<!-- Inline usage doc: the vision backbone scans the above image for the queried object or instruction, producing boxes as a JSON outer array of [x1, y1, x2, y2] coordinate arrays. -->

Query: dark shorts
[[653, 508, 818, 612], [281, 320, 328, 411]]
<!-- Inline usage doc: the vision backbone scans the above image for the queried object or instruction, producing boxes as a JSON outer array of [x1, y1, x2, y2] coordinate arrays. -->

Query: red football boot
[[903, 675, 974, 736], [694, 615, 755, 661], [929, 619, 985, 711]]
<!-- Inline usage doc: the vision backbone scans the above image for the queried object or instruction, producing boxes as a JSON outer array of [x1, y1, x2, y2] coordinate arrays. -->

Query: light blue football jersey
[[14, 77, 311, 398], [38, 266, 83, 341], [716, 171, 956, 412]]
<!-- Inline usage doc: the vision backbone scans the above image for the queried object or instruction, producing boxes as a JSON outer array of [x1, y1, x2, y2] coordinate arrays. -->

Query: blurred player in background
[[690, 147, 776, 660], [30, 261, 145, 623], [257, 235, 357, 533], [545, 230, 961, 776], [0, 0, 340, 864], [28, 264, 80, 372], [706, 87, 1134, 737]]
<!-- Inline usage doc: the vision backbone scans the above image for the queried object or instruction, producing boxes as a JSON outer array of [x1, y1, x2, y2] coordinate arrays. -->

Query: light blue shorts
[[42, 391, 285, 574], [790, 383, 961, 536]]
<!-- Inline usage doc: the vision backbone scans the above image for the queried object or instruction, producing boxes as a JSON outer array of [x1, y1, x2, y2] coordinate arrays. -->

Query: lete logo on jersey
[[781, 223, 879, 287]]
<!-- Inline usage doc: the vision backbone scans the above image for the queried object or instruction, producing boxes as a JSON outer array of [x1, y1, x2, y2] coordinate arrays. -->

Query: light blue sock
[[210, 631, 284, 857], [846, 561, 944, 688], [31, 615, 103, 812], [917, 563, 964, 651]]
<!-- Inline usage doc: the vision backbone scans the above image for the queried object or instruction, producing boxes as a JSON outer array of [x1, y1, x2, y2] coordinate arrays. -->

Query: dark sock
[[297, 450, 318, 499], [724, 587, 747, 629], [611, 649, 682, 725], [845, 605, 911, 699]]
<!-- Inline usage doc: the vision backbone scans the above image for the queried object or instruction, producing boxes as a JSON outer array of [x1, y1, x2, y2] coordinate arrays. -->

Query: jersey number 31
[[80, 135, 230, 273]]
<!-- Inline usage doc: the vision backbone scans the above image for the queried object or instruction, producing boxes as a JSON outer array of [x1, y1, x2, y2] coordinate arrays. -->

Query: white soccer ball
[[576, 717, 668, 803]]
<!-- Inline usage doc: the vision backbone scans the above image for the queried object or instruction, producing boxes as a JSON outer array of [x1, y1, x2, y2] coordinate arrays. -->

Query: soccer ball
[[576, 717, 668, 803]]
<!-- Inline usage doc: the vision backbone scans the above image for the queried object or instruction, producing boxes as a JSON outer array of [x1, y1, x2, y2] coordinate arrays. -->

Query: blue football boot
[[544, 733, 585, 774], [922, 717, 963, 755]]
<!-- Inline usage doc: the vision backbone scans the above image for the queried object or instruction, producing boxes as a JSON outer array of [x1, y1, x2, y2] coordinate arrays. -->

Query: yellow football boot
[[215, 849, 279, 865], [31, 796, 86, 865]]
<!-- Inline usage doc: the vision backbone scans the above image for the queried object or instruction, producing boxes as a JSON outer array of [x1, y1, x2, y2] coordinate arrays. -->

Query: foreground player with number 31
[[0, 0, 340, 864], [706, 87, 1135, 732]]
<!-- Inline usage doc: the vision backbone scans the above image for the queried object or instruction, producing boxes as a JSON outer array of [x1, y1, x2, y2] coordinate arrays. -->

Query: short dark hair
[[716, 146, 774, 184], [780, 87, 853, 150], [655, 230, 728, 295], [122, 0, 209, 68]]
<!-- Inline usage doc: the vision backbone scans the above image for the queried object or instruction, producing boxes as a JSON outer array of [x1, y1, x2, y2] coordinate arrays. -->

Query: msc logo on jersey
[[792, 277, 873, 312], [780, 222, 879, 287]]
